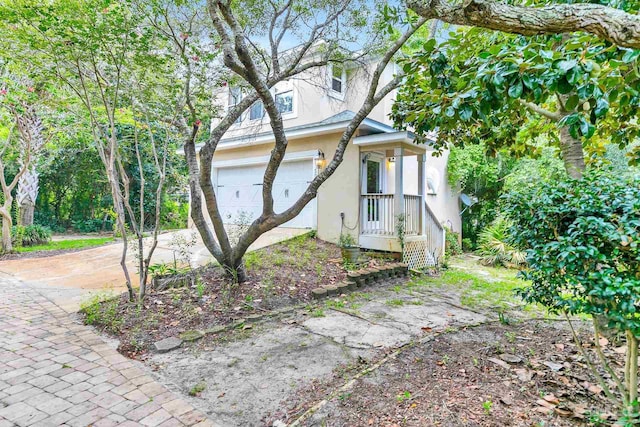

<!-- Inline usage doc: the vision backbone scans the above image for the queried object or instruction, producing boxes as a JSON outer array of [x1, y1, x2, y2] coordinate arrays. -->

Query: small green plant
[[396, 390, 412, 403], [504, 331, 516, 343], [195, 279, 205, 298], [188, 381, 206, 396], [311, 309, 325, 317], [338, 392, 351, 401], [476, 217, 526, 268], [385, 299, 404, 307], [80, 294, 123, 333], [338, 233, 357, 248], [482, 400, 493, 414]]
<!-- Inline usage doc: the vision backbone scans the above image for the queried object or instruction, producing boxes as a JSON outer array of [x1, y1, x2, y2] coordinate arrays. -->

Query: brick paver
[[0, 277, 217, 426]]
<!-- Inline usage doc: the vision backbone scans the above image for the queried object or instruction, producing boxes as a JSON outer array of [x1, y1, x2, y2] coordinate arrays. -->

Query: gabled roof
[[200, 110, 400, 151]]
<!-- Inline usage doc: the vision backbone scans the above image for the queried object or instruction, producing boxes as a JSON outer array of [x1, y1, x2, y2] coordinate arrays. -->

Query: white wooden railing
[[360, 194, 395, 235], [424, 199, 446, 259], [404, 195, 421, 236], [360, 194, 424, 236]]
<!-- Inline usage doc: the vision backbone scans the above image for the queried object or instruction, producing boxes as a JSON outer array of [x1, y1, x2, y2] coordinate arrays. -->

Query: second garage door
[[215, 159, 316, 229]]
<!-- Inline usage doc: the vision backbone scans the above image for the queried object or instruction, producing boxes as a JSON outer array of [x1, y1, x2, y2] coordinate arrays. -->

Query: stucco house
[[193, 60, 461, 268]]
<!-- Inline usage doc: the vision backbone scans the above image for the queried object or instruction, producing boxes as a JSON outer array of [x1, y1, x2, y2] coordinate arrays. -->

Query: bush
[[476, 217, 526, 268], [504, 170, 640, 418], [444, 229, 462, 256], [11, 224, 52, 247], [72, 218, 112, 233]]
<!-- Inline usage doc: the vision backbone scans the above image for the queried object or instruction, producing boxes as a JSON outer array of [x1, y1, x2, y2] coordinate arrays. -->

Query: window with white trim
[[249, 100, 264, 121], [330, 64, 346, 94], [275, 90, 293, 114]]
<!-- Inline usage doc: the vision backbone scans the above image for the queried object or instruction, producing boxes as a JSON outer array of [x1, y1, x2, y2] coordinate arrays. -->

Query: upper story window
[[249, 100, 265, 121], [228, 86, 243, 123], [330, 64, 346, 95], [275, 90, 293, 114]]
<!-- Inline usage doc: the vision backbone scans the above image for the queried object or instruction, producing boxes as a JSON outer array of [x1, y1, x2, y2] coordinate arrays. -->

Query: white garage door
[[216, 159, 316, 229]]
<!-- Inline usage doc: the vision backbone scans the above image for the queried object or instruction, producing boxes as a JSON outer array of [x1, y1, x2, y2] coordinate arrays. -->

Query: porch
[[355, 132, 445, 268]]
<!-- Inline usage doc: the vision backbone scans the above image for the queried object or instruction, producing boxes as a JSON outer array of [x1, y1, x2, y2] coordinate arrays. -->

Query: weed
[[482, 400, 493, 414], [504, 331, 516, 343], [311, 309, 325, 317], [338, 392, 351, 401], [386, 299, 405, 307], [62, 364, 71, 369], [80, 294, 123, 334], [188, 381, 206, 396], [195, 279, 205, 298], [326, 300, 345, 309], [396, 391, 412, 403]]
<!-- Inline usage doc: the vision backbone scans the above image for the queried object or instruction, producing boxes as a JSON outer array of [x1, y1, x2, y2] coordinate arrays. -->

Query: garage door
[[216, 159, 316, 229]]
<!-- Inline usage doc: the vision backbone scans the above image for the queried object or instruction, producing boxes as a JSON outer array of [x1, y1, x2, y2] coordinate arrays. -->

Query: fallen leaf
[[421, 327, 433, 332], [587, 384, 603, 395], [543, 394, 559, 405], [488, 357, 510, 370], [543, 361, 564, 372], [555, 408, 573, 417], [536, 399, 556, 409]]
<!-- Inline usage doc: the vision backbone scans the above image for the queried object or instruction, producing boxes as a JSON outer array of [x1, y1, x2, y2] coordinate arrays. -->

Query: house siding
[[194, 133, 361, 244]]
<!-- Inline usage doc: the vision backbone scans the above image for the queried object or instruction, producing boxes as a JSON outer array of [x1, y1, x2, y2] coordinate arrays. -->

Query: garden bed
[[270, 319, 619, 427], [82, 234, 398, 357], [0, 236, 115, 260]]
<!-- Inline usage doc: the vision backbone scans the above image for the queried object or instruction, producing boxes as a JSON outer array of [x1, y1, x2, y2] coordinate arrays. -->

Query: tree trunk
[[20, 202, 34, 226], [2, 212, 12, 253], [559, 126, 586, 179]]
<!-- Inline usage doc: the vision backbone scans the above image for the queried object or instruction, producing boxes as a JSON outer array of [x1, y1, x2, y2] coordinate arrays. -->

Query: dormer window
[[330, 64, 346, 95], [275, 90, 293, 114], [249, 100, 264, 121], [229, 86, 243, 123]]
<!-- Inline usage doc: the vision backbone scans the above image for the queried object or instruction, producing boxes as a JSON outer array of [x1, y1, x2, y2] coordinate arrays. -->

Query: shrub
[[476, 217, 526, 268], [11, 224, 52, 247], [444, 229, 462, 256], [504, 170, 640, 419], [461, 237, 474, 252], [72, 218, 112, 233]]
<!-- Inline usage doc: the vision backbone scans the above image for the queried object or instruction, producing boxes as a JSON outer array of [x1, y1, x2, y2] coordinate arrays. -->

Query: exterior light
[[388, 157, 396, 163], [316, 150, 326, 169]]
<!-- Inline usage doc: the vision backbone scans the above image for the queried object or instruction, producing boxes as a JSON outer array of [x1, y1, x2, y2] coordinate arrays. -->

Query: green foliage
[[80, 294, 123, 334], [394, 20, 640, 165], [338, 233, 357, 248], [504, 170, 640, 413], [476, 217, 526, 268], [11, 224, 52, 247], [505, 170, 640, 331], [447, 142, 515, 246], [444, 229, 462, 256]]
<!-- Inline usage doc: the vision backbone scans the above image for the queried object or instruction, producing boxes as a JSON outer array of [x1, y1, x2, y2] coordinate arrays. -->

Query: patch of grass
[[17, 237, 113, 253], [414, 266, 530, 311], [385, 299, 405, 307], [80, 293, 123, 334], [188, 381, 206, 396]]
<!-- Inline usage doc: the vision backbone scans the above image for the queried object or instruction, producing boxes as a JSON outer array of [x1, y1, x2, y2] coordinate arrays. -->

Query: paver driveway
[[0, 276, 218, 427]]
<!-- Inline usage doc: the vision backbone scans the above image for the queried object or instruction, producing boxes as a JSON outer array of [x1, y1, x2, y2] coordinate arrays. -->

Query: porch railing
[[403, 195, 421, 236], [360, 194, 395, 235], [360, 194, 423, 236]]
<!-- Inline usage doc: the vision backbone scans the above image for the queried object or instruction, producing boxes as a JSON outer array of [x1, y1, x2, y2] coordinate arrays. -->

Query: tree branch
[[407, 0, 640, 49], [518, 99, 562, 121]]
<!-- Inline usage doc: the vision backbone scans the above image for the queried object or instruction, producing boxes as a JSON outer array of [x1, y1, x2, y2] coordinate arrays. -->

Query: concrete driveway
[[0, 227, 307, 312]]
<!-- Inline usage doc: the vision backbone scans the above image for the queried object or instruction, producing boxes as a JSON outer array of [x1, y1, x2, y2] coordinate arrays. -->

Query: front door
[[362, 155, 385, 231]]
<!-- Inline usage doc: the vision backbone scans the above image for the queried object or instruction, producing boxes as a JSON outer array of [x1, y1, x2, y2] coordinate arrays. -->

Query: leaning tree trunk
[[17, 165, 39, 226], [559, 125, 586, 179], [1, 201, 13, 253]]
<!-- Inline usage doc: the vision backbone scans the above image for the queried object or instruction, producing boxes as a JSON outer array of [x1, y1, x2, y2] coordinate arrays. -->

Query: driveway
[[0, 227, 308, 313], [0, 275, 218, 427]]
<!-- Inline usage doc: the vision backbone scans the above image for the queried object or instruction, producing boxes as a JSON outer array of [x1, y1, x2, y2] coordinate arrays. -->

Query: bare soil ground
[[83, 234, 398, 357], [275, 319, 620, 427]]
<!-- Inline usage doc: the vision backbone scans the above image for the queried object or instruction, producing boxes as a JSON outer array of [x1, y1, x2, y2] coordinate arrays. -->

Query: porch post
[[417, 153, 427, 235], [394, 147, 404, 237]]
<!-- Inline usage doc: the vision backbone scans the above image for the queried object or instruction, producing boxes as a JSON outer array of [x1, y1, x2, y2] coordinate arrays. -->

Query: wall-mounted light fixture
[[316, 149, 326, 170], [388, 157, 396, 163]]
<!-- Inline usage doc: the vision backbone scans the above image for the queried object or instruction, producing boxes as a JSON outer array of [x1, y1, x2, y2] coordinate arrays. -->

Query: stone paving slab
[[0, 276, 219, 427]]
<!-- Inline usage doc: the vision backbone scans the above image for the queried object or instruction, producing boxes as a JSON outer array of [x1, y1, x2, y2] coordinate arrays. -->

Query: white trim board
[[212, 149, 319, 168]]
